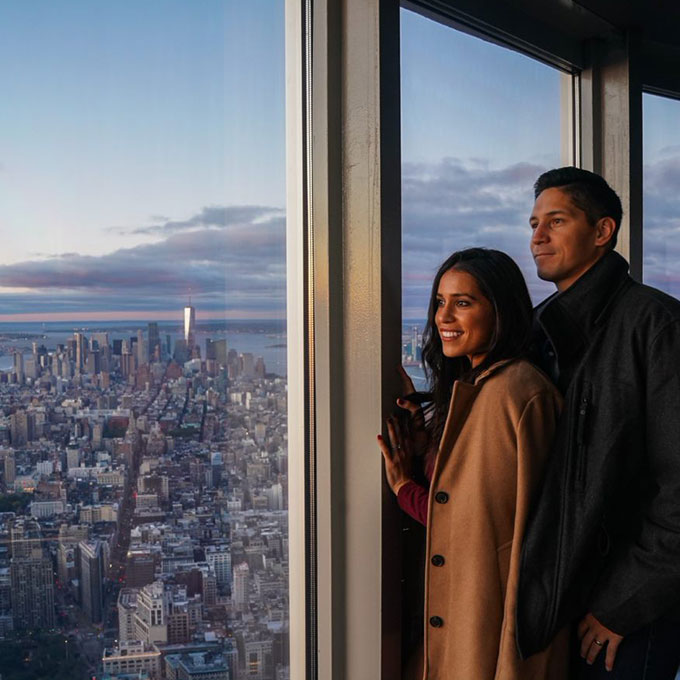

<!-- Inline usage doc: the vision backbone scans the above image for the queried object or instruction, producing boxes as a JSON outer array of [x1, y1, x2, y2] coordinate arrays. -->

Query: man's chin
[[535, 267, 555, 283]]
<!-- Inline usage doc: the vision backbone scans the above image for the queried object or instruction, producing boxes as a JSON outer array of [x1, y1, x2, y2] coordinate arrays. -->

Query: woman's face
[[435, 268, 495, 368]]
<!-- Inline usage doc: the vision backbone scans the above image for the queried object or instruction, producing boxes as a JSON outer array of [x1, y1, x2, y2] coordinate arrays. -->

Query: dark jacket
[[516, 250, 680, 658]]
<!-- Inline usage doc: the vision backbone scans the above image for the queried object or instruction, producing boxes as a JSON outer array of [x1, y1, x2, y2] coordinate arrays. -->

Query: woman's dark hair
[[420, 248, 533, 443]]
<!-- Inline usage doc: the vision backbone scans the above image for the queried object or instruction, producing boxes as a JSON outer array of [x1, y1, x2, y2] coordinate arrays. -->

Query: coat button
[[434, 491, 449, 504], [431, 554, 445, 567], [429, 616, 444, 628]]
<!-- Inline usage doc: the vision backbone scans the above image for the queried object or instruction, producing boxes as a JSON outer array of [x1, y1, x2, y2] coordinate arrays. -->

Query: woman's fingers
[[396, 397, 420, 416], [377, 434, 392, 460], [397, 364, 416, 394], [386, 417, 399, 451]]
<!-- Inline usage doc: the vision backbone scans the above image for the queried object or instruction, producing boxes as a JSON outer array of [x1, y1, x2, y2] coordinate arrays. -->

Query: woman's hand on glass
[[378, 415, 413, 496], [395, 364, 428, 456]]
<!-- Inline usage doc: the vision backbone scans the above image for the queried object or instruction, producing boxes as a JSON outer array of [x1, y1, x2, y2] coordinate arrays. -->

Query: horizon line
[[0, 311, 287, 323]]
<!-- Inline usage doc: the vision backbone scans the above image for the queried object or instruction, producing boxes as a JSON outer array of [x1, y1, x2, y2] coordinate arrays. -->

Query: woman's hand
[[378, 415, 413, 495], [395, 364, 429, 456]]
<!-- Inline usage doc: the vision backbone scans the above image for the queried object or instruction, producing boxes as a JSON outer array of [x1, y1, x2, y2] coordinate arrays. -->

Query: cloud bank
[[0, 155, 677, 320], [0, 205, 286, 318]]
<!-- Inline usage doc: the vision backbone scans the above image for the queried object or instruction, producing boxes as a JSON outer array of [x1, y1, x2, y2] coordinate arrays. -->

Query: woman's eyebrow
[[437, 292, 477, 299]]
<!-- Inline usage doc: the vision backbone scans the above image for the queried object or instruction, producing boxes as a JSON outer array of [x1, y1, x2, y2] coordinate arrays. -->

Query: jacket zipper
[[544, 389, 588, 640], [576, 396, 589, 487]]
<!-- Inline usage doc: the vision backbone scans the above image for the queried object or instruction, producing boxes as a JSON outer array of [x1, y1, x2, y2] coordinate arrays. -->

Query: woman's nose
[[438, 303, 454, 321]]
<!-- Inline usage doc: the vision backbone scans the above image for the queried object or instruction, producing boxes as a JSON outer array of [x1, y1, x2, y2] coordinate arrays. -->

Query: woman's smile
[[435, 269, 495, 367]]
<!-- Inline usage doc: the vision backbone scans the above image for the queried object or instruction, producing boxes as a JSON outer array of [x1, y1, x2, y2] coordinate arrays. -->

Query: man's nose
[[531, 221, 548, 244]]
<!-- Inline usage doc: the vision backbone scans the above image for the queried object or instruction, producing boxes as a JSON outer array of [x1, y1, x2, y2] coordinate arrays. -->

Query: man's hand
[[578, 612, 624, 671]]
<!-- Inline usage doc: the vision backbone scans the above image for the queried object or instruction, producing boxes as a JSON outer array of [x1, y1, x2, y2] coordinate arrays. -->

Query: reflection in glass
[[400, 8, 565, 382]]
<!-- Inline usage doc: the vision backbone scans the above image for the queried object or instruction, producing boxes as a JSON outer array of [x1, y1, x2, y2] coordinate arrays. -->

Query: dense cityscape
[[0, 307, 289, 680]]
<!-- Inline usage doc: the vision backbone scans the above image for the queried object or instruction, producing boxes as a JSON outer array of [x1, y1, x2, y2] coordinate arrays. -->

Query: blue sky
[[643, 93, 680, 298], [0, 0, 286, 319], [0, 3, 678, 320]]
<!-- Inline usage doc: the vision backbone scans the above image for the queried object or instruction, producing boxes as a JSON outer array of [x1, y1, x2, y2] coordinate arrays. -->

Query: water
[[0, 319, 288, 376]]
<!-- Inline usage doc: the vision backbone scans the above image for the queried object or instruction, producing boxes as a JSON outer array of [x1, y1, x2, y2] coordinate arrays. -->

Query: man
[[516, 167, 680, 679]]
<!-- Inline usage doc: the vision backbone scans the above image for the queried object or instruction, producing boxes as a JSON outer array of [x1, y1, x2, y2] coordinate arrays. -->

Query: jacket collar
[[473, 358, 515, 385], [536, 250, 631, 363]]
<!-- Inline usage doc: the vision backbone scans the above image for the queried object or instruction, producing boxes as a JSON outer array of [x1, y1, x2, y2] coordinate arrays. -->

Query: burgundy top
[[397, 452, 436, 527]]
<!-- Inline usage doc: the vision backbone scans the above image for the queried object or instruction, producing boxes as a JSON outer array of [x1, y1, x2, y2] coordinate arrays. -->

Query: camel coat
[[422, 359, 569, 680]]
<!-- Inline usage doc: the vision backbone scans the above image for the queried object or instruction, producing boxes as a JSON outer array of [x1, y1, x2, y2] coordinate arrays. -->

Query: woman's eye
[[456, 300, 470, 307], [436, 298, 445, 307]]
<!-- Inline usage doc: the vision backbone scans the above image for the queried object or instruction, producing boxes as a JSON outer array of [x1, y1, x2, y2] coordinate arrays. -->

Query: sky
[[643, 93, 680, 298], [0, 3, 678, 321], [0, 0, 285, 320]]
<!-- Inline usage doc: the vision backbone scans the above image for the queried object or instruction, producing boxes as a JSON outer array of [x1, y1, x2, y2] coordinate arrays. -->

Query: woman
[[379, 248, 568, 679]]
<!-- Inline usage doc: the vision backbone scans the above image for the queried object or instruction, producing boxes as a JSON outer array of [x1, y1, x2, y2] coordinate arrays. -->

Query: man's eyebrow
[[530, 208, 571, 222]]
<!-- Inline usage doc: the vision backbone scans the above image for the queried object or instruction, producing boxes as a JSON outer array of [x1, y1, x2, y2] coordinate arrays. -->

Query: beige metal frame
[[287, 1, 680, 678]]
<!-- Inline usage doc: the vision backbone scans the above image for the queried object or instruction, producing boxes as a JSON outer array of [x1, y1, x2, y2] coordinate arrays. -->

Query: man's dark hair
[[534, 167, 623, 248]]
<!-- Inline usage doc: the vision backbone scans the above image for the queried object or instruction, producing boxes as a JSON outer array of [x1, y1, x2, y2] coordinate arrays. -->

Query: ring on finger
[[593, 639, 604, 647]]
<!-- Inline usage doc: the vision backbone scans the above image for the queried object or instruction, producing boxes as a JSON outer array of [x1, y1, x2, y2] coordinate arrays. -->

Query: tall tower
[[232, 562, 250, 612], [13, 351, 24, 384], [134, 581, 168, 644], [147, 322, 160, 361], [10, 558, 55, 630], [79, 540, 104, 623], [10, 519, 55, 630], [136, 329, 148, 366], [74, 332, 87, 373], [183, 303, 196, 352]]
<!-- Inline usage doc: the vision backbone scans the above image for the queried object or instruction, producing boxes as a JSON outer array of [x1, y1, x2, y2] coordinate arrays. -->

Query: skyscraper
[[134, 581, 168, 644], [10, 519, 55, 630], [79, 540, 104, 623], [10, 558, 55, 630], [74, 332, 87, 373], [232, 562, 250, 612], [147, 322, 160, 361], [184, 304, 196, 352], [13, 352, 24, 384], [3, 451, 16, 485], [136, 329, 148, 366]]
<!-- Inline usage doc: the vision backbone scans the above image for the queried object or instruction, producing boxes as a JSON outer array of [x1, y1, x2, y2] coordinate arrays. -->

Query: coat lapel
[[432, 381, 481, 483], [432, 360, 515, 482]]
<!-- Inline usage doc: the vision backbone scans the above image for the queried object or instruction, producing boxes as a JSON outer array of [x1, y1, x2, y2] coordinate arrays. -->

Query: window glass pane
[[401, 9, 566, 383], [643, 93, 680, 297], [0, 2, 289, 678]]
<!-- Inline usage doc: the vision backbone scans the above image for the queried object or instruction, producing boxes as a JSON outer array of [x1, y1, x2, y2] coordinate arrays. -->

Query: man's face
[[529, 187, 604, 292]]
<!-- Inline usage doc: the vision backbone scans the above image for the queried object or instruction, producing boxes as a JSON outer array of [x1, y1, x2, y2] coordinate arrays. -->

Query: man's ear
[[595, 217, 616, 247]]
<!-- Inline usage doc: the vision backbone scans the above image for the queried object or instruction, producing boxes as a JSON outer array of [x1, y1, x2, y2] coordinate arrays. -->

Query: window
[[401, 8, 570, 384], [0, 2, 289, 677], [643, 93, 680, 297]]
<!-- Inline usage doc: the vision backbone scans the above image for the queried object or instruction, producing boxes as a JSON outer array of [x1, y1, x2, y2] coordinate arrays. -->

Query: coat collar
[[473, 358, 515, 385], [536, 250, 631, 365]]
